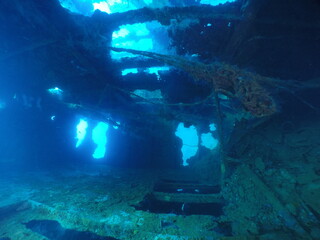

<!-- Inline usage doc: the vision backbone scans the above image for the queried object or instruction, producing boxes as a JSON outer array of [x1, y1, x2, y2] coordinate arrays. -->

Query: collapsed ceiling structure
[[0, 0, 319, 176], [1, 0, 319, 168], [1, 0, 319, 135]]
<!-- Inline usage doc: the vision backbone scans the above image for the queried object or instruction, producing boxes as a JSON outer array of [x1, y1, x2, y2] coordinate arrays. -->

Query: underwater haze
[[1, 0, 320, 239]]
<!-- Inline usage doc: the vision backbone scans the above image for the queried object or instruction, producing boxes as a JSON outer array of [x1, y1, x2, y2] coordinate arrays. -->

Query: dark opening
[[25, 220, 119, 240], [154, 182, 221, 194], [134, 194, 224, 216]]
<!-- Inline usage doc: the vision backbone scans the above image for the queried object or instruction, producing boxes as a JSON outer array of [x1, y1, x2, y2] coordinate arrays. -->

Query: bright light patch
[[209, 123, 216, 131], [92, 122, 109, 159], [201, 133, 218, 150], [48, 87, 64, 101], [200, 0, 235, 5], [113, 23, 149, 39], [134, 38, 153, 49], [113, 121, 121, 130], [121, 68, 138, 76], [93, 2, 111, 14], [59, 0, 137, 15], [111, 21, 169, 60], [121, 66, 170, 78], [135, 24, 150, 36], [102, 0, 136, 14], [76, 119, 88, 148], [112, 28, 130, 39], [147, 66, 170, 80], [112, 37, 153, 59], [48, 87, 63, 95], [108, 0, 124, 5], [94, 0, 137, 15], [58, 0, 94, 16], [175, 123, 199, 167], [59, 0, 236, 16]]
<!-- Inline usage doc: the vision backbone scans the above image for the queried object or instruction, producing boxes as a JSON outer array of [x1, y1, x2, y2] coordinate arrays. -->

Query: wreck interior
[[0, 0, 320, 239]]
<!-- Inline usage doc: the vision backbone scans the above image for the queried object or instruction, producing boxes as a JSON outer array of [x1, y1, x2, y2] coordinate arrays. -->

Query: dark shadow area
[[154, 181, 221, 194], [134, 194, 224, 216], [25, 220, 119, 240], [0, 202, 27, 221], [213, 222, 233, 236]]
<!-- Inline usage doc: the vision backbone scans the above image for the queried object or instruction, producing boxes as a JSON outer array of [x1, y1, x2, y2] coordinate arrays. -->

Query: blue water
[[0, 0, 320, 239]]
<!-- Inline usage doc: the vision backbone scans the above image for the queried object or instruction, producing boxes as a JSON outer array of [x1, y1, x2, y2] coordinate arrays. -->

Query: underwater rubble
[[1, 119, 320, 240]]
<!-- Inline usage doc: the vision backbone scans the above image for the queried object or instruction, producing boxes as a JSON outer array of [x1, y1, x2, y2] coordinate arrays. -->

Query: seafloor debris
[[110, 47, 277, 117]]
